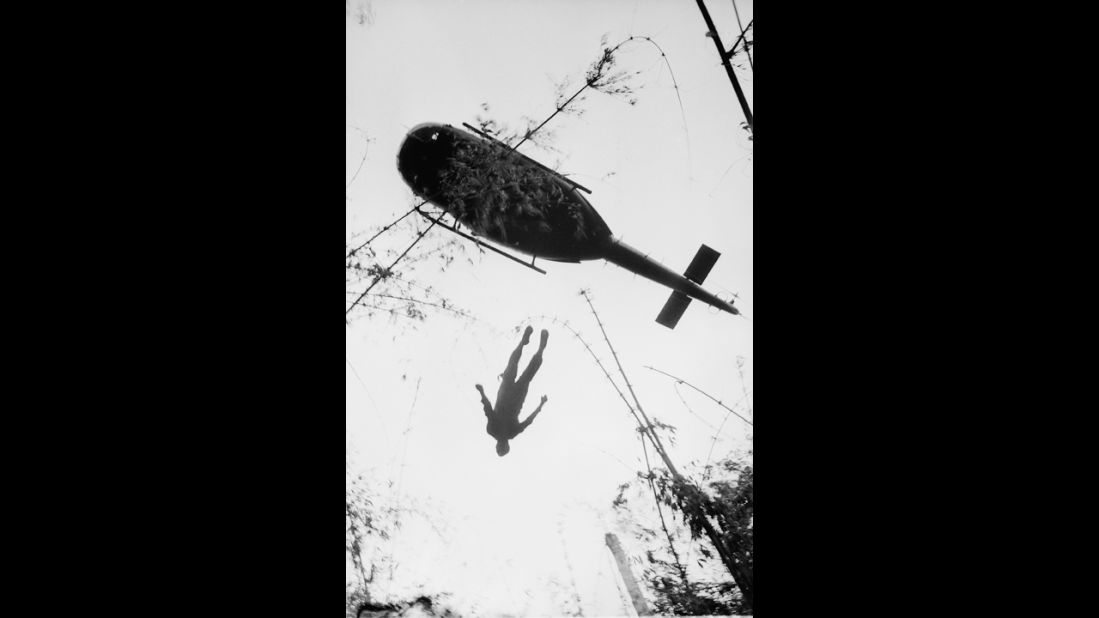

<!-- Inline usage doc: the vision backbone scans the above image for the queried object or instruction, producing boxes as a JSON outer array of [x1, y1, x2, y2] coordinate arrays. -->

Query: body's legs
[[499, 327, 533, 391], [518, 329, 549, 386]]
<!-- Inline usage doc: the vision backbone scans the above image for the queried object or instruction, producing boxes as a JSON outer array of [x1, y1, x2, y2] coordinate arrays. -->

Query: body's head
[[495, 439, 511, 457]]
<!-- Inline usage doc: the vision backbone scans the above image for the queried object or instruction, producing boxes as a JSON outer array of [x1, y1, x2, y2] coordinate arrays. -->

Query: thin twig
[[512, 82, 590, 152], [640, 432, 690, 585], [541, 309, 688, 588], [389, 377, 422, 585], [672, 381, 721, 431], [628, 36, 692, 174], [347, 202, 425, 259], [643, 365, 753, 427], [346, 219, 438, 316], [368, 293, 479, 322], [730, 4, 753, 70], [579, 291, 674, 470], [346, 142, 371, 191], [547, 316, 647, 430], [578, 292, 750, 601], [512, 35, 676, 152]]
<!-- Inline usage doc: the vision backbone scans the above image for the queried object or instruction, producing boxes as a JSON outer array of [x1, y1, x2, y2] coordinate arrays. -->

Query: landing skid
[[415, 207, 547, 275]]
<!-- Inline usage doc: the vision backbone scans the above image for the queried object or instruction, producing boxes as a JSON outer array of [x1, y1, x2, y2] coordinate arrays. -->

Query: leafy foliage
[[613, 455, 753, 615], [346, 469, 460, 616], [346, 469, 395, 599], [353, 594, 461, 618], [584, 45, 638, 105], [729, 21, 754, 69], [345, 217, 476, 325], [345, 39, 653, 325], [434, 136, 593, 245], [552, 41, 641, 120], [347, 1, 375, 27]]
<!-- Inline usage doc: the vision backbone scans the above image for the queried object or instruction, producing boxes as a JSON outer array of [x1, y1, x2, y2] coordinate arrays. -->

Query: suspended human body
[[476, 326, 549, 456]]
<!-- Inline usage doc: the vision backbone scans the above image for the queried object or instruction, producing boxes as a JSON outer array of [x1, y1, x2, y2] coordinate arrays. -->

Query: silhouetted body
[[476, 326, 549, 456]]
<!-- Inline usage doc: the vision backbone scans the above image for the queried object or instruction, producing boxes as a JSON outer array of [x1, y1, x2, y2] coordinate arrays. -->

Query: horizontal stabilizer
[[656, 291, 692, 329], [682, 244, 720, 284], [654, 245, 724, 328]]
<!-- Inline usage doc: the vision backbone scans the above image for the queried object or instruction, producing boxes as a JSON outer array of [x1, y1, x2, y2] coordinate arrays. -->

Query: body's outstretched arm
[[475, 384, 493, 416], [517, 395, 548, 432]]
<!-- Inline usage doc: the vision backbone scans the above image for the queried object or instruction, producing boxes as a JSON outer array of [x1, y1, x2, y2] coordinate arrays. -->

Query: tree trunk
[[606, 533, 651, 616]]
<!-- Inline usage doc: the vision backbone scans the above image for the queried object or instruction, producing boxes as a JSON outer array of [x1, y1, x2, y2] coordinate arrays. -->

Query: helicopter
[[396, 122, 739, 329]]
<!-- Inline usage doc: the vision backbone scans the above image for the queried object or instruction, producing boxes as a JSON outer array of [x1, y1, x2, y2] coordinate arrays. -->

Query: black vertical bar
[[692, 0, 753, 130]]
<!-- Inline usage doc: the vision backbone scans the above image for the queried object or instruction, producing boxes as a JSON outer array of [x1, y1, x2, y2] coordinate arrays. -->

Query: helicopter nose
[[397, 123, 449, 189]]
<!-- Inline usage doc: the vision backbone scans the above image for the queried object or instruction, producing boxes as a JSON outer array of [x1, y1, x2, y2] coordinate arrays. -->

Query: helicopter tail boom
[[602, 240, 738, 329]]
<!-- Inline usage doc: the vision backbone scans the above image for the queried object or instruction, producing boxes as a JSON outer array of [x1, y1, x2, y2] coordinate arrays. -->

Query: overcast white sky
[[346, 1, 752, 615]]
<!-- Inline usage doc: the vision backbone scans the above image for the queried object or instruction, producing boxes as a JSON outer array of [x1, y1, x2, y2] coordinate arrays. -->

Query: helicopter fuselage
[[396, 123, 739, 325], [397, 123, 612, 262]]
